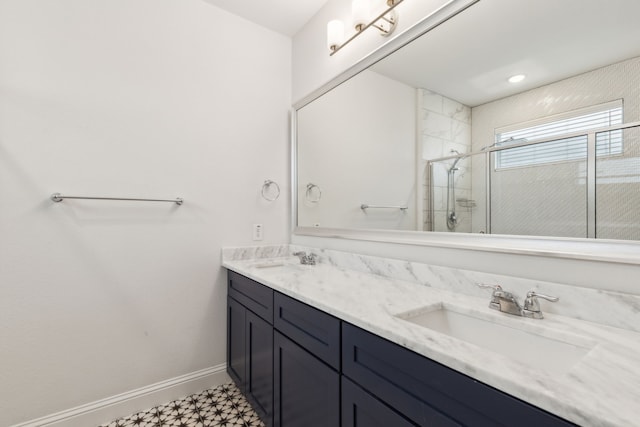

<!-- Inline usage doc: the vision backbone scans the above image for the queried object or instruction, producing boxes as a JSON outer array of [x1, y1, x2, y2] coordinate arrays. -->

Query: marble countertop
[[223, 256, 640, 427]]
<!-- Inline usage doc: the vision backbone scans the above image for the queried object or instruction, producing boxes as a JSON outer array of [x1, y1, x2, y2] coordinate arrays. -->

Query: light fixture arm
[[329, 0, 403, 56], [371, 10, 398, 35]]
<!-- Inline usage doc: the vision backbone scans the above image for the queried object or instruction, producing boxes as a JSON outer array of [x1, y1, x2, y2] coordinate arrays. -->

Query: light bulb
[[352, 0, 370, 31], [327, 20, 344, 51]]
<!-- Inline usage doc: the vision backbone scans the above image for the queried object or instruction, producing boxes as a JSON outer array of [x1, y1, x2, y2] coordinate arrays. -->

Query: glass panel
[[596, 126, 640, 240], [428, 154, 479, 233], [427, 159, 449, 232], [490, 141, 588, 238], [495, 101, 623, 169]]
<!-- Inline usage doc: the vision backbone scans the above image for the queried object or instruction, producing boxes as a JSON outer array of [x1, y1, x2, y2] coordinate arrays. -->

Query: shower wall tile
[[422, 135, 445, 160], [423, 111, 453, 140], [452, 121, 471, 145], [443, 97, 471, 123], [455, 165, 472, 190], [419, 89, 471, 232], [448, 141, 469, 158], [422, 89, 444, 114], [420, 88, 473, 233]]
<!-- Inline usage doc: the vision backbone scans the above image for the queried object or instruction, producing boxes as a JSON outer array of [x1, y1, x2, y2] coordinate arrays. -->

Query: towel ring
[[261, 180, 280, 201], [305, 183, 322, 203]]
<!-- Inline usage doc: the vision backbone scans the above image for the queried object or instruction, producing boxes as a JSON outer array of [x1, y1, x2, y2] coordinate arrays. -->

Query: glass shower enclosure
[[427, 122, 640, 240]]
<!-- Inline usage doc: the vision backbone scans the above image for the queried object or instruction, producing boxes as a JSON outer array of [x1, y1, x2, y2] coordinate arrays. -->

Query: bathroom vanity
[[226, 269, 573, 426], [223, 248, 640, 427]]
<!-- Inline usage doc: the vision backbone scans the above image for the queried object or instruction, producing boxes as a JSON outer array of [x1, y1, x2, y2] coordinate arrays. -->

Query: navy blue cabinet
[[227, 296, 246, 389], [274, 292, 341, 370], [228, 271, 273, 322], [245, 310, 273, 424], [342, 376, 415, 427], [342, 323, 576, 427], [274, 331, 340, 427], [227, 272, 274, 427], [273, 293, 341, 427], [227, 271, 576, 427]]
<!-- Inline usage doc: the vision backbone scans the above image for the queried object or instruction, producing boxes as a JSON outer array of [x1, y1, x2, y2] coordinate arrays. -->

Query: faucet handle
[[476, 283, 502, 292], [523, 291, 558, 319], [476, 283, 504, 306], [476, 283, 504, 297], [526, 291, 559, 303]]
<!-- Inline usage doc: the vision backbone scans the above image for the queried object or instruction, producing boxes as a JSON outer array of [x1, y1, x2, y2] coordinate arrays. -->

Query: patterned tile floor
[[99, 383, 265, 427]]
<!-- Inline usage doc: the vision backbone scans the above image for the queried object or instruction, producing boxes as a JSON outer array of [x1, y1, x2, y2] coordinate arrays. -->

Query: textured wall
[[471, 56, 640, 238]]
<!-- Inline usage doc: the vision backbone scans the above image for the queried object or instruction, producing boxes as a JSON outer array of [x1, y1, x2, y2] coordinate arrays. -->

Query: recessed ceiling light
[[508, 74, 526, 83]]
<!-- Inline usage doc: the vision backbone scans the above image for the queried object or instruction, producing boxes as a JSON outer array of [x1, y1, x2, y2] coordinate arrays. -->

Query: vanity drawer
[[342, 323, 576, 427], [274, 292, 341, 370], [228, 271, 273, 323], [342, 376, 416, 427]]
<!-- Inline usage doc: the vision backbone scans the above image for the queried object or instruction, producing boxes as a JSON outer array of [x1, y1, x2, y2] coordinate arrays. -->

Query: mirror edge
[[291, 0, 640, 266], [294, 226, 640, 265], [292, 0, 480, 110]]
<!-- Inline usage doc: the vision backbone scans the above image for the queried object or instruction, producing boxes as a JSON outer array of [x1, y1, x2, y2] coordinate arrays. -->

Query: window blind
[[495, 101, 623, 169]]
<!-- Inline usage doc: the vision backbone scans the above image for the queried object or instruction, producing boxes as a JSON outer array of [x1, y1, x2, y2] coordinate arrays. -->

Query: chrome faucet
[[522, 291, 559, 319], [476, 283, 523, 316], [476, 283, 558, 319], [293, 251, 318, 265]]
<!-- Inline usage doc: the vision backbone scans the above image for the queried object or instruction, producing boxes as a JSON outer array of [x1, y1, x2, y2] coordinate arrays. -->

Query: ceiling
[[202, 0, 329, 37], [372, 0, 640, 107]]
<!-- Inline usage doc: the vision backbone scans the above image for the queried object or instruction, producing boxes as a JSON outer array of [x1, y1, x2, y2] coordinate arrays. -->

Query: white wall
[[297, 70, 416, 230], [0, 1, 290, 425], [291, 0, 640, 294]]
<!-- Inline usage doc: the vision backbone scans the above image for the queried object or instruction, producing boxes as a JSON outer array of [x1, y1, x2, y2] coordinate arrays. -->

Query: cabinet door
[[274, 331, 339, 427], [227, 297, 246, 391], [246, 310, 274, 427], [274, 292, 340, 369], [342, 376, 415, 427]]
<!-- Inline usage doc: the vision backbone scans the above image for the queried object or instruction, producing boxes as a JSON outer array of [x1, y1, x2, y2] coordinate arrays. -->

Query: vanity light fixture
[[508, 74, 526, 83], [328, 0, 403, 56]]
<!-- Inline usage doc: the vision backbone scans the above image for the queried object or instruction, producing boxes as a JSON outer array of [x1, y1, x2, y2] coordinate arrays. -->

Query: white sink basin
[[396, 303, 594, 375]]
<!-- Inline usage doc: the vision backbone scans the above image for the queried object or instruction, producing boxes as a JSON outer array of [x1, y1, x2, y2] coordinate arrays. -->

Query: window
[[494, 100, 623, 169]]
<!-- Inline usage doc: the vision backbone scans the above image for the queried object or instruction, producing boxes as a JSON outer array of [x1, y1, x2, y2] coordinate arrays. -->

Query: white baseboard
[[12, 364, 230, 427]]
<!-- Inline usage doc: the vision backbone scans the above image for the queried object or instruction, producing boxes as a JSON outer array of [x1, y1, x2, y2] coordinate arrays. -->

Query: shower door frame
[[427, 121, 640, 237]]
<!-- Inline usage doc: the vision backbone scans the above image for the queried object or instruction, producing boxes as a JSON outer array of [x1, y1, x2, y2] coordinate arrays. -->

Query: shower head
[[449, 149, 463, 170]]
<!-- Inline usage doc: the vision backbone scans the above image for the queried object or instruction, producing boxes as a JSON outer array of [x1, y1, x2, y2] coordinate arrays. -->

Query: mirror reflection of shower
[[447, 149, 462, 231]]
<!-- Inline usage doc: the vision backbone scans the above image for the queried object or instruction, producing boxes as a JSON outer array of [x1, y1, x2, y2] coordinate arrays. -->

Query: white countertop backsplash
[[222, 244, 640, 427]]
